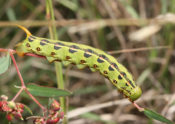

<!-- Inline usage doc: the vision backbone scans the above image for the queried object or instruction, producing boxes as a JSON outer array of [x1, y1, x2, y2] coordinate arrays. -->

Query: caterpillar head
[[15, 25, 32, 56], [129, 86, 142, 101]]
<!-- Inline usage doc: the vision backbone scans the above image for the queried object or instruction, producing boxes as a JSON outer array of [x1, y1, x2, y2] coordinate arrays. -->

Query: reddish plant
[[0, 48, 143, 123]]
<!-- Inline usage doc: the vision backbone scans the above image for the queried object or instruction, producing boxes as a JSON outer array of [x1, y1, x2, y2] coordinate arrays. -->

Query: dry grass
[[0, 0, 175, 124]]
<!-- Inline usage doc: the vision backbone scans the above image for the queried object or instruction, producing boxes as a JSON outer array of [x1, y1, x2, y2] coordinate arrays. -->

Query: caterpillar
[[15, 25, 142, 102]]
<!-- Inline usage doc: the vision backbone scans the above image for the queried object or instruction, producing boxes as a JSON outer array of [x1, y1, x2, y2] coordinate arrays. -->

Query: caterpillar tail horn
[[15, 24, 32, 36], [14, 24, 32, 56]]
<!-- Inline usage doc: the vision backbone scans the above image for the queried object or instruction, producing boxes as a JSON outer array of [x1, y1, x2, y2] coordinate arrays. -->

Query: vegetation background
[[0, 0, 175, 124]]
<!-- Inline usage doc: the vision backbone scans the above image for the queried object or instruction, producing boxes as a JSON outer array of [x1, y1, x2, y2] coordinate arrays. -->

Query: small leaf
[[23, 104, 33, 115], [143, 108, 174, 124], [56, 0, 78, 12], [27, 84, 72, 97], [0, 53, 11, 75]]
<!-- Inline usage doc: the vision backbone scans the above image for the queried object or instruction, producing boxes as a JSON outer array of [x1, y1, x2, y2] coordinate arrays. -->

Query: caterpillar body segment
[[15, 26, 142, 101]]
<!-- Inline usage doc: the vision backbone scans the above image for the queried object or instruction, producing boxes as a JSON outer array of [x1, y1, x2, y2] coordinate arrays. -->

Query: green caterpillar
[[15, 25, 142, 101]]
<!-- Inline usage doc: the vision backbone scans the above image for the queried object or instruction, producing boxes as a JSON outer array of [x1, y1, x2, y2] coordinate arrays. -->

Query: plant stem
[[24, 88, 46, 111], [9, 50, 46, 111], [132, 102, 144, 112], [9, 51, 25, 86], [45, 0, 67, 123], [11, 87, 24, 102]]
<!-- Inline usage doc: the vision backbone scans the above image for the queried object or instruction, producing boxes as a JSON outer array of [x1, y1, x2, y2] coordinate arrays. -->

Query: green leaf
[[23, 104, 33, 115], [143, 108, 174, 124], [27, 84, 72, 97], [7, 8, 16, 21], [56, 0, 78, 12], [0, 53, 11, 75], [126, 6, 139, 18]]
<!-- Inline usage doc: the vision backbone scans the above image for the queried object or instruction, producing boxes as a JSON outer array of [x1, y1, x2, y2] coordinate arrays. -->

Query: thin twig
[[108, 46, 170, 55], [25, 53, 46, 59], [132, 102, 144, 112], [9, 51, 25, 86], [8, 50, 46, 111], [24, 89, 46, 111], [11, 87, 24, 102], [0, 19, 151, 27]]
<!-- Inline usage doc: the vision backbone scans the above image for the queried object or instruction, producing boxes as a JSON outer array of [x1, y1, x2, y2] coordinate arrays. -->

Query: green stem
[[46, 0, 67, 123]]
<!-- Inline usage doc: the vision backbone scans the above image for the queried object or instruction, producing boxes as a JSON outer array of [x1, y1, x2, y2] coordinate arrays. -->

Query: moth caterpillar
[[15, 25, 142, 101]]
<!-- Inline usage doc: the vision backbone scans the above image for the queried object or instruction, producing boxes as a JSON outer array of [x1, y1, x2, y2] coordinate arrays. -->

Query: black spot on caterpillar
[[97, 57, 105, 63], [84, 52, 92, 58], [28, 35, 36, 42], [15, 25, 142, 101], [108, 65, 114, 71], [54, 45, 61, 50], [99, 54, 109, 61], [118, 75, 122, 80], [69, 48, 77, 53]]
